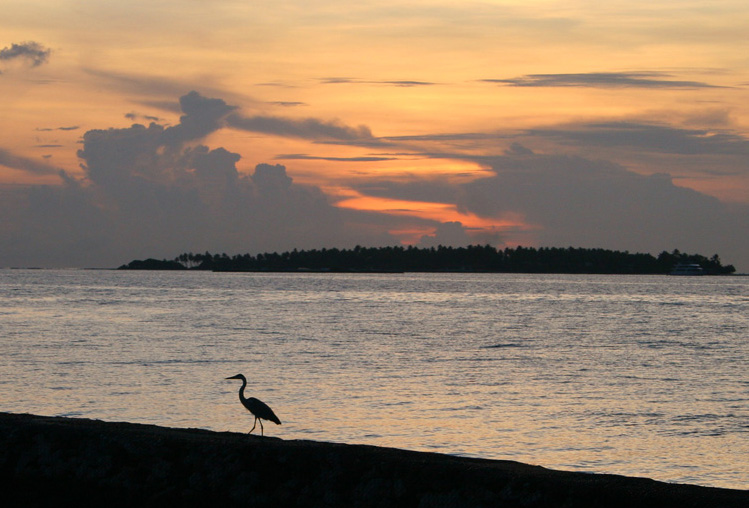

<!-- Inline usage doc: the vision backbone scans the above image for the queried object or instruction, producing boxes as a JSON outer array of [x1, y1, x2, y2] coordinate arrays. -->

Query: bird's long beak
[[225, 374, 241, 380]]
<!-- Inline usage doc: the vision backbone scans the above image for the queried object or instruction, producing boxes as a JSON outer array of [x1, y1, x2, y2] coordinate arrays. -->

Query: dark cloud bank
[[0, 92, 394, 268], [350, 141, 748, 270], [457, 146, 747, 265], [1, 91, 747, 270]]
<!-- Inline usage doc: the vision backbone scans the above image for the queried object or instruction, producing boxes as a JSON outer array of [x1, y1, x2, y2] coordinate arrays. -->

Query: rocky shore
[[2, 412, 746, 507]]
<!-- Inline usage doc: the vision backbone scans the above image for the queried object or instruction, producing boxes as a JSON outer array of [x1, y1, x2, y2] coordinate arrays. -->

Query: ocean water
[[1, 269, 747, 489]]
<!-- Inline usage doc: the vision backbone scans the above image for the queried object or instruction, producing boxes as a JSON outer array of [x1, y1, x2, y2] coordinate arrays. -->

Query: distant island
[[119, 245, 736, 275]]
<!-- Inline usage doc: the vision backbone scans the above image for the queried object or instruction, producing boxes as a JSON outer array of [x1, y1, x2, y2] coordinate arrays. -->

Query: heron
[[225, 374, 281, 436]]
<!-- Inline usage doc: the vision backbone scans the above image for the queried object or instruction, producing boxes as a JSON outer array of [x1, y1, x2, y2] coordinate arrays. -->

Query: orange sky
[[1, 1, 748, 268]]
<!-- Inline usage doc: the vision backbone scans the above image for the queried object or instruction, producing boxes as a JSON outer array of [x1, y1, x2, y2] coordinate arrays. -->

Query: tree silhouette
[[118, 245, 736, 274]]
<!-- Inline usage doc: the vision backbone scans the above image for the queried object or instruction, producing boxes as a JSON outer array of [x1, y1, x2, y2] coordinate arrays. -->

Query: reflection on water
[[1, 270, 747, 489]]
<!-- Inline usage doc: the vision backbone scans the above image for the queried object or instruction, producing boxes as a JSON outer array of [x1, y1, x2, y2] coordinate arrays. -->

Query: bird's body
[[226, 374, 281, 436]]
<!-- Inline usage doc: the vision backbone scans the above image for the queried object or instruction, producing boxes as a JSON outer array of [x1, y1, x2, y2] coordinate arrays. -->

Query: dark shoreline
[[2, 413, 746, 507]]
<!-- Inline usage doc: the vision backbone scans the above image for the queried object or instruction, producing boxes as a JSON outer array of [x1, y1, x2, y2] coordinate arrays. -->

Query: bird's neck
[[238, 377, 248, 402]]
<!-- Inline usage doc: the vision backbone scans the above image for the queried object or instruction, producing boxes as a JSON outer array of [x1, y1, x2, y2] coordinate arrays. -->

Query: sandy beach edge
[[1, 412, 746, 507]]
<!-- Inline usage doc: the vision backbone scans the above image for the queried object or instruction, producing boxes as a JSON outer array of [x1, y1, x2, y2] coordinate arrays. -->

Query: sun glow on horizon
[[335, 191, 537, 239]]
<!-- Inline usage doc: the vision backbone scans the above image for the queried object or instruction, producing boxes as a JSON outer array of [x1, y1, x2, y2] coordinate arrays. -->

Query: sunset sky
[[2, 1, 748, 269]]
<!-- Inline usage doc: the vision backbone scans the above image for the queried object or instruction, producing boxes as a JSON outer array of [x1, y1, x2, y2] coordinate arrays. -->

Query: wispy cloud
[[227, 113, 374, 141], [268, 101, 307, 107], [83, 68, 257, 107], [322, 77, 437, 87], [275, 153, 396, 162], [381, 80, 437, 87], [382, 132, 508, 142], [35, 126, 80, 132], [482, 72, 723, 89], [0, 147, 61, 176], [528, 121, 749, 156]]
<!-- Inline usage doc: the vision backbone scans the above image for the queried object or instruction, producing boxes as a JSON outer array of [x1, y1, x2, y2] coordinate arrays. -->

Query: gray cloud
[[322, 77, 437, 87], [482, 72, 723, 89], [275, 153, 396, 162], [457, 150, 748, 267], [342, 142, 748, 269], [35, 126, 80, 132], [418, 221, 472, 248], [255, 81, 300, 88], [321, 77, 356, 84], [416, 221, 503, 248], [528, 121, 749, 156], [127, 90, 376, 143], [161, 91, 237, 146], [0, 92, 396, 268], [125, 112, 162, 122], [3, 89, 747, 270], [0, 147, 61, 176], [382, 132, 504, 142], [380, 81, 437, 87], [83, 68, 255, 108], [268, 101, 307, 107], [353, 179, 458, 204], [0, 41, 51, 67], [227, 113, 373, 141]]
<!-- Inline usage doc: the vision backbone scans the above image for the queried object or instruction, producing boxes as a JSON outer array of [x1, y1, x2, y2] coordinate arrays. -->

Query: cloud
[[456, 150, 748, 264], [380, 119, 749, 162], [380, 81, 437, 87], [505, 142, 534, 156], [3, 90, 746, 269], [35, 126, 80, 132], [528, 121, 749, 156], [226, 113, 374, 141], [382, 132, 504, 143], [353, 179, 459, 205], [321, 77, 356, 84], [0, 147, 61, 176], [161, 91, 237, 146], [251, 163, 292, 192], [125, 112, 162, 122], [0, 41, 51, 68], [482, 72, 723, 89], [82, 68, 255, 107], [275, 153, 396, 162], [95, 73, 379, 145], [414, 220, 505, 249], [268, 101, 307, 107], [76, 122, 167, 187], [0, 92, 396, 268], [340, 141, 747, 268], [321, 77, 437, 87], [418, 221, 473, 248]]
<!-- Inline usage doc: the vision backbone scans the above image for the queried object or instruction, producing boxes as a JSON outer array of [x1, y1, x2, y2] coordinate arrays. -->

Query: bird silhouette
[[225, 374, 281, 436]]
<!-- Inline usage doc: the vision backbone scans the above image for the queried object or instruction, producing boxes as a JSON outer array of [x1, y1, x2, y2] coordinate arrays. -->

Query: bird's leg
[[249, 417, 257, 434], [260, 419, 264, 436]]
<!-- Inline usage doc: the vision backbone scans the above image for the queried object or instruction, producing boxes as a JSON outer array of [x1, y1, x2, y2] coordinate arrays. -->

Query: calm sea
[[1, 269, 747, 489]]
